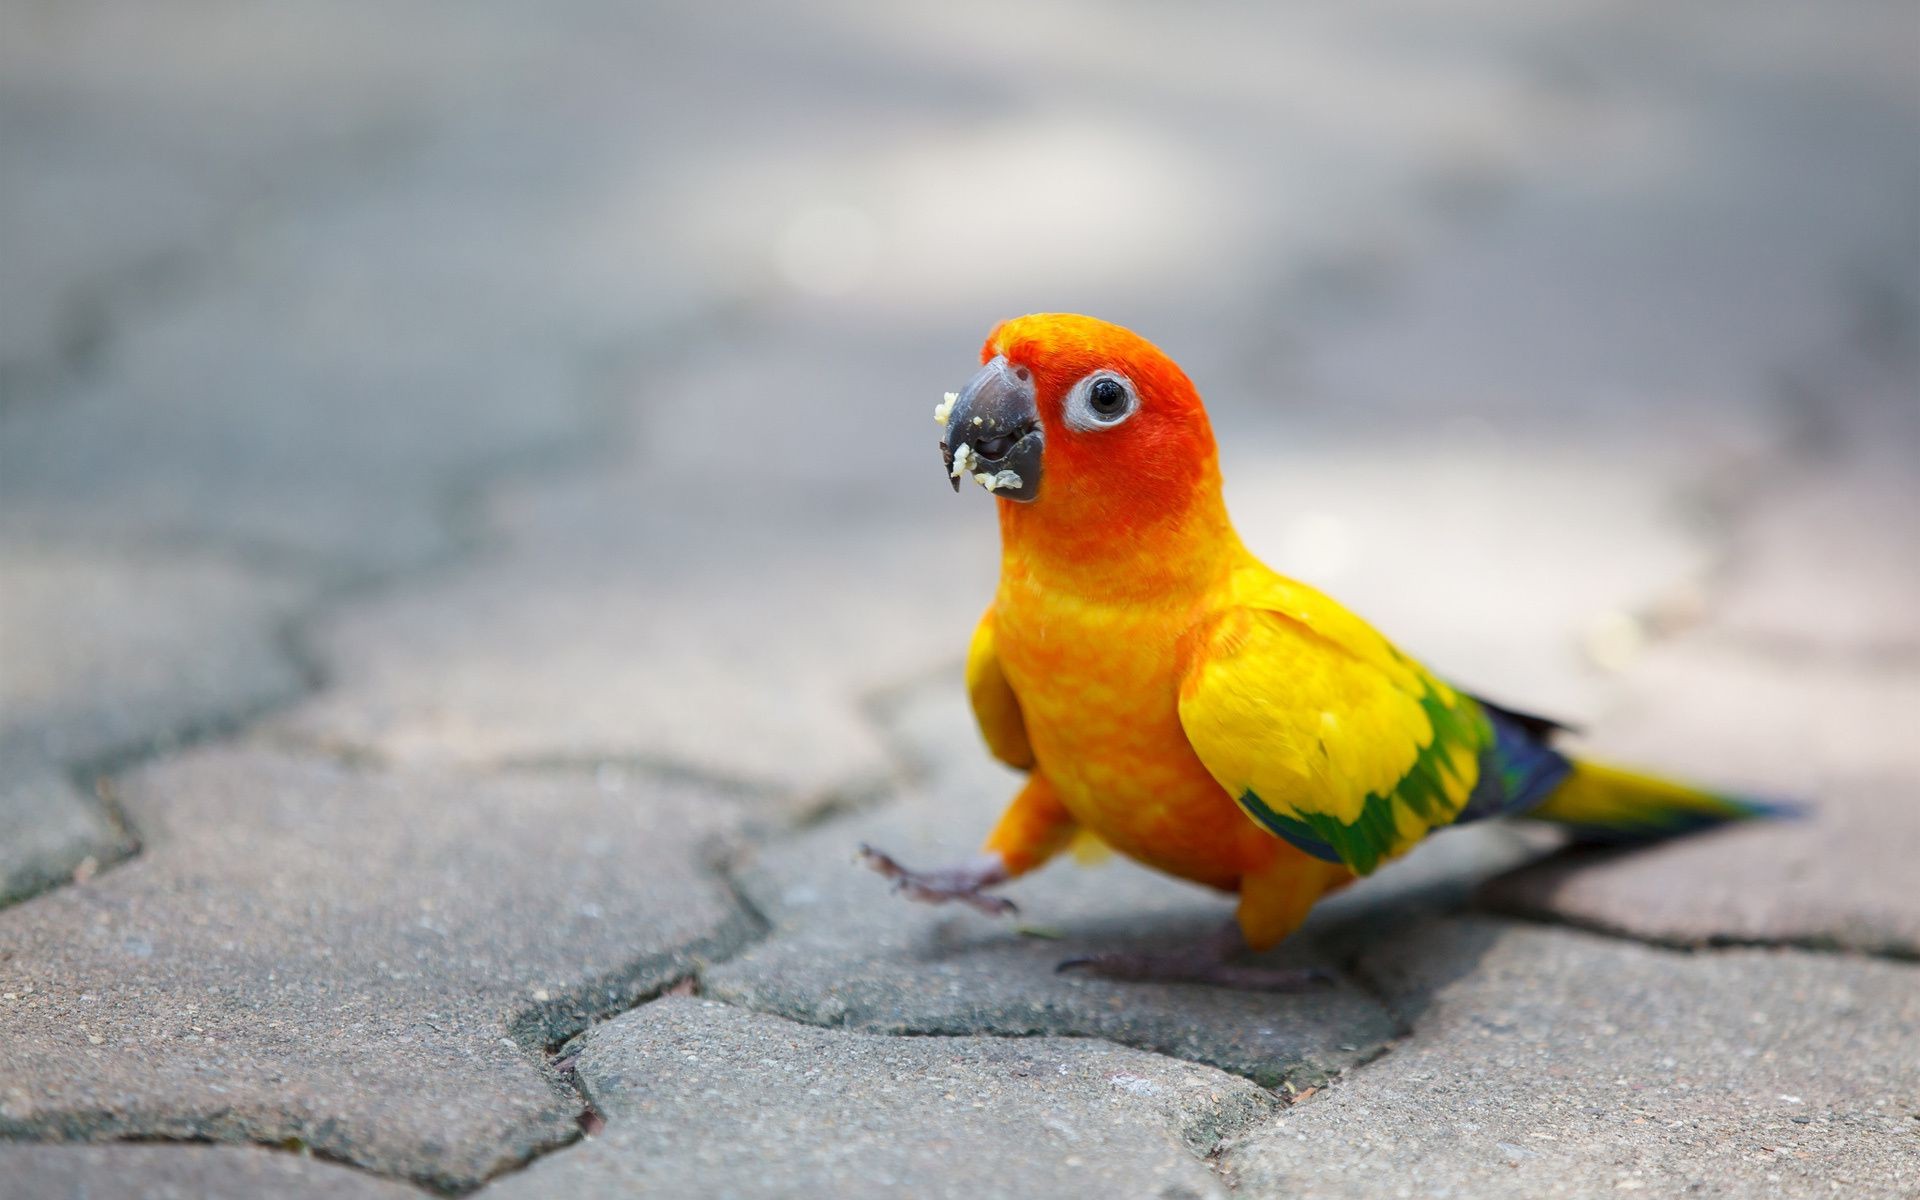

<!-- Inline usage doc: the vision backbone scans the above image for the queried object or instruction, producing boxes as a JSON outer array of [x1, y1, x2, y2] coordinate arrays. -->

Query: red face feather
[[982, 314, 1231, 584]]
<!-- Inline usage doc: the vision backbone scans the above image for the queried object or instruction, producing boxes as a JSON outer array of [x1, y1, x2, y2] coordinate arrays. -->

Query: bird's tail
[[1525, 760, 1800, 842]]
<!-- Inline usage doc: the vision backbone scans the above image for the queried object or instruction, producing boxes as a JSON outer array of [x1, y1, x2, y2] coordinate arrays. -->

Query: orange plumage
[[890, 313, 1783, 965], [972, 315, 1352, 947]]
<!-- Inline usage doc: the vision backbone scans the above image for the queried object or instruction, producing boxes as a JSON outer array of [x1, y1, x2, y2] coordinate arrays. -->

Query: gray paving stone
[[267, 316, 1007, 805], [1, 3, 762, 572], [1481, 640, 1920, 956], [1716, 364, 1920, 657], [0, 245, 606, 575], [1222, 447, 1712, 725], [1484, 776, 1918, 958], [272, 513, 982, 807], [0, 539, 307, 771], [1219, 918, 1920, 1200], [702, 686, 1399, 1090], [0, 0, 420, 401], [1305, 819, 1564, 945], [0, 748, 755, 1191], [1287, 0, 1918, 455], [2, 3, 1912, 1193], [256, 0, 1681, 806], [0, 768, 132, 907], [704, 803, 1396, 1092], [269, 294, 1709, 813], [1718, 458, 1919, 656], [1241, 0, 1920, 720], [0, 536, 293, 911], [492, 996, 1273, 1200], [0, 1143, 422, 1200], [1557, 641, 1919, 791], [614, 0, 1568, 332]]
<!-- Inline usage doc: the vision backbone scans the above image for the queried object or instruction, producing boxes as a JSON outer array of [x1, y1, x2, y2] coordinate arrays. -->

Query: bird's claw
[[858, 843, 1017, 917]]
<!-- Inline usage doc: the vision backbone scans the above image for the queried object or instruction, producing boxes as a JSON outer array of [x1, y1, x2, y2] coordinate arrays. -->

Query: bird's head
[[937, 314, 1220, 527]]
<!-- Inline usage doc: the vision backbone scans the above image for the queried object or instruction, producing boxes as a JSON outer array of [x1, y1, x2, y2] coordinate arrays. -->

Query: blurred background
[[4, 10, 1916, 1188], [3, 0, 1916, 815]]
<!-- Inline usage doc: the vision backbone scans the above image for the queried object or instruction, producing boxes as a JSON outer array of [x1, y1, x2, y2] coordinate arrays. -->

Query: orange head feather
[[972, 314, 1235, 588]]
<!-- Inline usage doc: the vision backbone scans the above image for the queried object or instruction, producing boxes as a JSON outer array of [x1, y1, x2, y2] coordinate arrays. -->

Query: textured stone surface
[[0, 749, 754, 1191], [256, 0, 1708, 799], [1719, 458, 1920, 655], [0, 1, 418, 400], [0, 769, 132, 907], [0, 1144, 422, 1200], [493, 997, 1273, 1200], [1716, 366, 1920, 657], [0, 539, 301, 910], [1556, 642, 1919, 791], [1220, 919, 1920, 1199], [0, 3, 750, 573], [273, 506, 982, 806], [0, 541, 305, 770], [1238, 0, 1920, 724], [703, 687, 1399, 1089], [705, 804, 1396, 1091], [1305, 818, 1564, 946], [1223, 449, 1710, 725], [1483, 776, 1919, 958], [1286, 0, 1919, 457], [0, 232, 606, 575], [1482, 642, 1920, 956], [263, 303, 1016, 809], [1, 0, 1915, 1194]]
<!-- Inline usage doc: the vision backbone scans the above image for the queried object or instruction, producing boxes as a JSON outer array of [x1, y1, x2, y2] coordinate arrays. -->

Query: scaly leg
[[861, 772, 1074, 917], [858, 846, 1014, 914]]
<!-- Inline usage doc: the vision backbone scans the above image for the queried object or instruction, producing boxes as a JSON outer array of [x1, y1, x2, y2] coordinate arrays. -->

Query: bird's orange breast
[[991, 571, 1281, 891]]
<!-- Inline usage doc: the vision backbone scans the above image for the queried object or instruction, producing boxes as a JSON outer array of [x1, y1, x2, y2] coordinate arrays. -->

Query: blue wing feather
[[1456, 700, 1573, 823]]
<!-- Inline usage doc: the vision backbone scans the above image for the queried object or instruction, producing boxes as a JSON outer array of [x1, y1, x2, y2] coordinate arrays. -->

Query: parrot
[[860, 312, 1788, 989]]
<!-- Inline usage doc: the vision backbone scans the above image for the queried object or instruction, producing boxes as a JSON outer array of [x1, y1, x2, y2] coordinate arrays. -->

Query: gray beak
[[939, 355, 1042, 502]]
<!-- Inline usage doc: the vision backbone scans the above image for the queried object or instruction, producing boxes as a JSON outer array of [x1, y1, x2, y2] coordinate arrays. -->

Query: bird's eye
[[1064, 371, 1138, 430]]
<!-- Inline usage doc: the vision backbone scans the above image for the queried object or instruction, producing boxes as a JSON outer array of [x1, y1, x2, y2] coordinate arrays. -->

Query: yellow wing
[[1177, 572, 1491, 875], [967, 606, 1034, 771]]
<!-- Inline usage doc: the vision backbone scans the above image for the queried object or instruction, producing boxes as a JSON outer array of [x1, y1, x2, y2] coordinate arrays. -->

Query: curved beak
[[938, 355, 1042, 502]]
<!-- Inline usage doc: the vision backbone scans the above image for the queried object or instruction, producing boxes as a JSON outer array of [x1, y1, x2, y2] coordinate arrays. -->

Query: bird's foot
[[858, 844, 1015, 916], [1055, 922, 1332, 991]]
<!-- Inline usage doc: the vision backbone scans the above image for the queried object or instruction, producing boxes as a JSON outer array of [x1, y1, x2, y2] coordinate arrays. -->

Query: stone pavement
[[2, 2, 1915, 1197]]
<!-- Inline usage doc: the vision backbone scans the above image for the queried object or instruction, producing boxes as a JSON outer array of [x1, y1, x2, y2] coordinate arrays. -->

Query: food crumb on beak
[[976, 469, 1022, 492], [950, 442, 977, 479], [933, 392, 957, 425]]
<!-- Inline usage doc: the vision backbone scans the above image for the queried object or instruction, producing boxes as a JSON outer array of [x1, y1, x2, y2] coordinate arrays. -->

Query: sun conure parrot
[[861, 313, 1786, 989]]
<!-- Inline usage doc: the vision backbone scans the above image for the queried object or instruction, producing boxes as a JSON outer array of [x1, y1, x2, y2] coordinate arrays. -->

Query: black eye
[[1089, 378, 1128, 417]]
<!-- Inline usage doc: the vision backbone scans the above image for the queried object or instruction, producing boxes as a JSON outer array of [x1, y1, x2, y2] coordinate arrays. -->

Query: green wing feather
[[1179, 596, 1493, 876]]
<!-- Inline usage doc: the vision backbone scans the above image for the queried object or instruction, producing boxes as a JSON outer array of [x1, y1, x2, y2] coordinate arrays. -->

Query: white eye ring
[[1063, 370, 1138, 431]]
